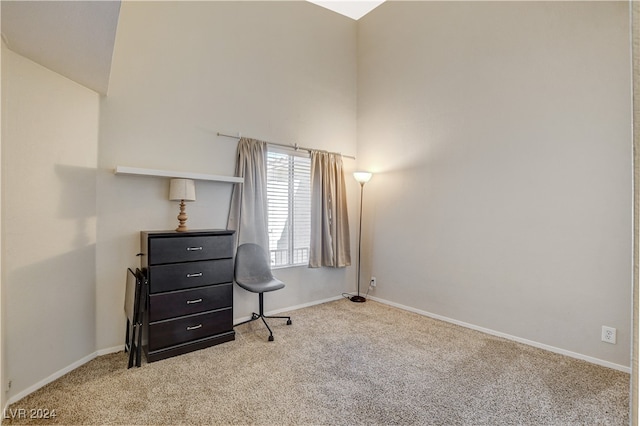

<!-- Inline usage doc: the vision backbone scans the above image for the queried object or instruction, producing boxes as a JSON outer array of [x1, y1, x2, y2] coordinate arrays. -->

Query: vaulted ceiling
[[1, 1, 121, 95], [0, 1, 384, 96]]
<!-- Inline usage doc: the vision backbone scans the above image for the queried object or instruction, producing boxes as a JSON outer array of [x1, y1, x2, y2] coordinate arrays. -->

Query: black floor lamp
[[351, 171, 373, 303]]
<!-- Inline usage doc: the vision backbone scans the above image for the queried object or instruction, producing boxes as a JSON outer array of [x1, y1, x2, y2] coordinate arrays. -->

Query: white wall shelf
[[114, 166, 243, 183]]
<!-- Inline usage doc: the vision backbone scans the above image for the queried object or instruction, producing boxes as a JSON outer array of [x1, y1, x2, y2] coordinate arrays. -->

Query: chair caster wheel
[[286, 319, 292, 325], [268, 335, 274, 342]]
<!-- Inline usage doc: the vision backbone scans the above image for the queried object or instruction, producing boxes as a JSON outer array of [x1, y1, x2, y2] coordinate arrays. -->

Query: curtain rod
[[217, 132, 356, 160]]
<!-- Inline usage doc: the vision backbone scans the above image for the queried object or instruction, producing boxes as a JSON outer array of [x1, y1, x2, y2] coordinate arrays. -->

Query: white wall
[[1, 41, 5, 411], [357, 1, 632, 367], [632, 1, 640, 420], [97, 1, 358, 349], [1, 44, 99, 400]]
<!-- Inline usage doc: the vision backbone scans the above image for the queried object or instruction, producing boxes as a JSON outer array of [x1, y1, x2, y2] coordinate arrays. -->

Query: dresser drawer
[[148, 234, 234, 265], [148, 308, 233, 351], [148, 259, 233, 293], [149, 283, 232, 322]]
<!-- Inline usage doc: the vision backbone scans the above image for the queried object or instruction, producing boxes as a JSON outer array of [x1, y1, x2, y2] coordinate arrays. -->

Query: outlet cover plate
[[601, 326, 616, 344]]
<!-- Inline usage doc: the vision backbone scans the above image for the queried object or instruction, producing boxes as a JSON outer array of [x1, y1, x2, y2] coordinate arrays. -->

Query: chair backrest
[[235, 243, 274, 284]]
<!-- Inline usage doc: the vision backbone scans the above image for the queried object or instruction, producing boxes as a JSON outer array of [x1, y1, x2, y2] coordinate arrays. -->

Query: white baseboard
[[7, 353, 96, 407], [5, 345, 124, 408], [367, 295, 631, 374], [234, 294, 343, 324], [96, 345, 125, 357]]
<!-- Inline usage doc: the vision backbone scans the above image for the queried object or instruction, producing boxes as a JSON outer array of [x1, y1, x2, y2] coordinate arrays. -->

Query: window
[[266, 148, 311, 268]]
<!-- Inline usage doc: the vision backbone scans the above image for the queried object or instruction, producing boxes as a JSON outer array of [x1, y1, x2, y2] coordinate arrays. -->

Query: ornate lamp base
[[176, 200, 189, 232]]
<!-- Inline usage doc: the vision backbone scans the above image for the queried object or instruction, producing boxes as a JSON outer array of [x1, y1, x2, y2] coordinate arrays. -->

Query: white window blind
[[266, 148, 311, 267]]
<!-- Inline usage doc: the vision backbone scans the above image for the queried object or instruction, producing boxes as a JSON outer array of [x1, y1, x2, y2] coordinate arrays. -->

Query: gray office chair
[[234, 243, 292, 341]]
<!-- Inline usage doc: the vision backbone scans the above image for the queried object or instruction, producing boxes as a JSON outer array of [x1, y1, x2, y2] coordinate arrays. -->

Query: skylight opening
[[306, 0, 386, 20]]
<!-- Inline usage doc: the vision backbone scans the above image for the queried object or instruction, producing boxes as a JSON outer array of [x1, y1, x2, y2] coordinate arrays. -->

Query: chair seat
[[236, 277, 285, 294]]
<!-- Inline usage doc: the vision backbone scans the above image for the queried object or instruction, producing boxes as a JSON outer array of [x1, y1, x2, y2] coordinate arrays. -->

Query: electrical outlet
[[370, 277, 376, 287], [601, 326, 616, 344]]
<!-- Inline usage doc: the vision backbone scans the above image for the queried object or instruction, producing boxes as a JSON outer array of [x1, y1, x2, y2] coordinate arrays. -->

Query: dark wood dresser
[[140, 229, 235, 362]]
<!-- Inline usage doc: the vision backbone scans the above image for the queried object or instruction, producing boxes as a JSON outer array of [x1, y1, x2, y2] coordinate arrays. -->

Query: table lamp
[[169, 178, 196, 232]]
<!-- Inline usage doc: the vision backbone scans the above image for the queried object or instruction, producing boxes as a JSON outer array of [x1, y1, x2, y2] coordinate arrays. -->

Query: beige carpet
[[3, 299, 630, 425]]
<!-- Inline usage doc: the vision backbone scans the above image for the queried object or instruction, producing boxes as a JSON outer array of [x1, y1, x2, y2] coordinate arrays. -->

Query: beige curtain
[[309, 151, 351, 268], [227, 137, 269, 251]]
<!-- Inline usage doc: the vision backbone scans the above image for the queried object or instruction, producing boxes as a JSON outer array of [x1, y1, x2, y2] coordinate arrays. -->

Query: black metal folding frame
[[124, 268, 146, 368]]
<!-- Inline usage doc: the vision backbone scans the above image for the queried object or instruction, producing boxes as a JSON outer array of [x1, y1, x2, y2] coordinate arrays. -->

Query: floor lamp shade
[[169, 178, 196, 232], [353, 171, 372, 184], [351, 171, 372, 303]]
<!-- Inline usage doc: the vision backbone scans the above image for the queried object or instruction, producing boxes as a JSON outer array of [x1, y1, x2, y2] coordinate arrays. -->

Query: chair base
[[350, 295, 366, 303], [234, 293, 292, 341]]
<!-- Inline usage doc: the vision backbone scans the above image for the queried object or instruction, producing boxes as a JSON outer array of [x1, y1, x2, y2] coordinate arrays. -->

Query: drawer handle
[[187, 247, 203, 251], [186, 324, 203, 331], [186, 298, 203, 304], [186, 273, 203, 278]]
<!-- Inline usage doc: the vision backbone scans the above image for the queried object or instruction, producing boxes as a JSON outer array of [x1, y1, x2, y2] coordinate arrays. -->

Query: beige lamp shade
[[169, 178, 196, 201]]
